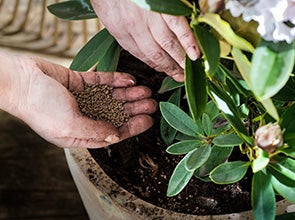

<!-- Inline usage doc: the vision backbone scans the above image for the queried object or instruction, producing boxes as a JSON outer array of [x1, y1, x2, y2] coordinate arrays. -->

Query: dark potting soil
[[89, 51, 252, 215]]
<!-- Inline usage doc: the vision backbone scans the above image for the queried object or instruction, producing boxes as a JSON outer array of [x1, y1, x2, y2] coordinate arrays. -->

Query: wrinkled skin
[[0, 53, 157, 148], [91, 0, 200, 82]]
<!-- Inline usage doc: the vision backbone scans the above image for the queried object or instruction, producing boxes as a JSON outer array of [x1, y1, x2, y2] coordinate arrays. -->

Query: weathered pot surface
[[65, 148, 295, 220]]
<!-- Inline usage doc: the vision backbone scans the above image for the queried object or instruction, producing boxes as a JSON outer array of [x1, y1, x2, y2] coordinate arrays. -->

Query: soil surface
[[89, 51, 252, 215]]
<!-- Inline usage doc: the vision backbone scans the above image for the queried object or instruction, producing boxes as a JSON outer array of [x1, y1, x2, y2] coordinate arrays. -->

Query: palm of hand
[[13, 56, 157, 148]]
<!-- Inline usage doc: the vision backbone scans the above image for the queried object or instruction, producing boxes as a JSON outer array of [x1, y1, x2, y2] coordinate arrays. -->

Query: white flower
[[225, 0, 295, 43]]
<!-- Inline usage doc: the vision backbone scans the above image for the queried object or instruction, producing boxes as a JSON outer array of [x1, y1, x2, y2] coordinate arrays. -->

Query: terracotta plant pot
[[65, 148, 295, 220]]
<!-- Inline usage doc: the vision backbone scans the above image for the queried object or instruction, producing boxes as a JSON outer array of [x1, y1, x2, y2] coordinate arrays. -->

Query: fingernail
[[187, 46, 199, 61], [104, 135, 120, 143]]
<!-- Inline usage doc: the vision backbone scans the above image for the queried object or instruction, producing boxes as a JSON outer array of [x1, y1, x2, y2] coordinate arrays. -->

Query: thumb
[[63, 116, 120, 149]]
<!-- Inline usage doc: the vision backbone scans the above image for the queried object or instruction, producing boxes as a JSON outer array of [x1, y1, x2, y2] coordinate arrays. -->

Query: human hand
[[91, 0, 200, 82], [0, 54, 157, 148]]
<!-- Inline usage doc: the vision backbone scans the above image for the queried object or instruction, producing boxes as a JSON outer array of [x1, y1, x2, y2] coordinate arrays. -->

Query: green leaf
[[274, 76, 295, 101], [279, 145, 295, 159], [210, 161, 249, 184], [158, 76, 184, 94], [185, 57, 208, 122], [252, 171, 276, 220], [166, 140, 202, 155], [160, 89, 182, 145], [271, 158, 295, 182], [269, 166, 295, 204], [96, 40, 122, 71], [198, 13, 254, 52], [250, 40, 295, 101], [167, 157, 194, 197], [131, 0, 192, 16], [208, 82, 251, 144], [204, 101, 219, 120], [202, 113, 212, 136], [231, 47, 280, 120], [212, 133, 243, 147], [281, 103, 295, 146], [185, 145, 212, 171], [193, 24, 220, 76], [70, 29, 115, 71], [276, 213, 295, 220], [252, 148, 270, 173], [47, 0, 97, 20], [198, 146, 233, 176], [160, 102, 202, 138], [218, 64, 249, 99]]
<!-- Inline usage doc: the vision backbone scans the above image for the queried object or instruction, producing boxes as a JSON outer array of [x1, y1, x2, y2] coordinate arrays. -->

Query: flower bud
[[199, 0, 225, 14], [254, 123, 284, 154]]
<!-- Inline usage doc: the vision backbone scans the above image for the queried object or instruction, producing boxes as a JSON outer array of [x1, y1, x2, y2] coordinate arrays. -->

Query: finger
[[123, 99, 158, 115], [119, 114, 154, 140], [32, 57, 83, 90], [79, 71, 137, 87], [162, 14, 200, 61], [34, 57, 137, 90], [148, 15, 186, 69], [130, 20, 184, 81], [61, 116, 120, 148], [112, 86, 152, 101]]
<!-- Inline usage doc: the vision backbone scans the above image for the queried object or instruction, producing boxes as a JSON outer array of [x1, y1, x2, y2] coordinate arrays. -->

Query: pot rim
[[65, 147, 293, 220]]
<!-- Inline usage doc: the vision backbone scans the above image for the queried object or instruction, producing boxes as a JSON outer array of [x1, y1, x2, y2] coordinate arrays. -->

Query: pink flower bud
[[199, 0, 225, 13], [254, 123, 284, 154]]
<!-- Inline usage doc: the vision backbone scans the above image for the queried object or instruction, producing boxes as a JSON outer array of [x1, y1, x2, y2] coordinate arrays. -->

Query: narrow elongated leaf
[[166, 140, 202, 155], [231, 47, 251, 86], [204, 101, 219, 120], [167, 157, 194, 197], [160, 102, 202, 137], [158, 76, 184, 93], [210, 161, 249, 184], [212, 133, 243, 147], [160, 89, 182, 145], [280, 145, 295, 159], [198, 146, 233, 176], [208, 82, 249, 139], [281, 103, 295, 146], [274, 76, 295, 101], [198, 13, 254, 52], [48, 0, 96, 20], [252, 148, 270, 173], [70, 29, 115, 71], [185, 57, 207, 122], [269, 166, 295, 203], [276, 213, 295, 220], [218, 64, 249, 98], [202, 113, 212, 136], [250, 40, 295, 101], [185, 145, 212, 171], [252, 171, 276, 220], [96, 40, 122, 71], [193, 24, 220, 76], [271, 158, 295, 182], [131, 0, 192, 16], [231, 47, 280, 120]]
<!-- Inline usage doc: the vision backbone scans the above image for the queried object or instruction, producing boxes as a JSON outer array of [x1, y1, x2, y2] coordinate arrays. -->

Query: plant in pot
[[48, 0, 295, 219]]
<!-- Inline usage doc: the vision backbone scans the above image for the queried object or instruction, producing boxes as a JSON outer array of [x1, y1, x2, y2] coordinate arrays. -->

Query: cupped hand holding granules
[[72, 84, 130, 128], [71, 82, 158, 146]]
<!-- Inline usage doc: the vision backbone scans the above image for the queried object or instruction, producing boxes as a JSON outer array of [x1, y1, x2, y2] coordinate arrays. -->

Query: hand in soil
[[90, 0, 200, 82], [0, 54, 157, 149]]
